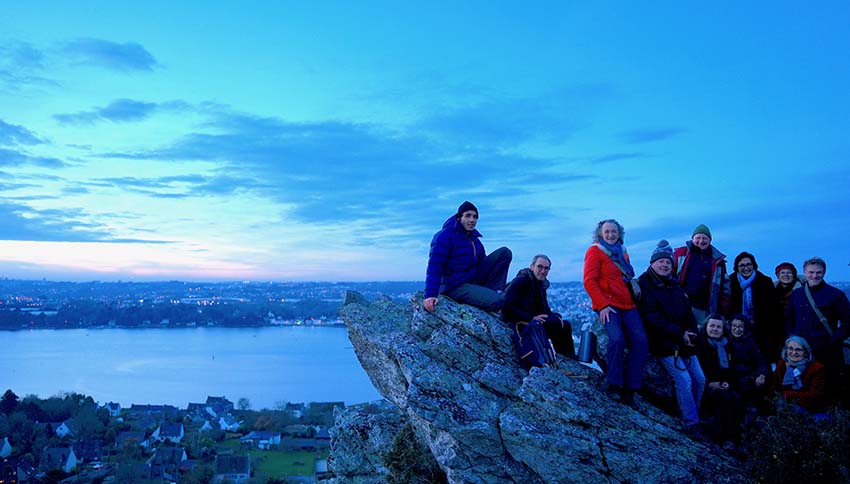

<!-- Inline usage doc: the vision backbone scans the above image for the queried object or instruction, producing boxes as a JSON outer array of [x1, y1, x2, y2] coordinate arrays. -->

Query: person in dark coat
[[638, 240, 705, 431], [774, 262, 803, 315], [729, 252, 781, 362], [423, 201, 512, 312], [727, 315, 770, 413], [502, 254, 575, 360], [697, 314, 745, 447], [785, 257, 850, 406], [772, 335, 828, 415]]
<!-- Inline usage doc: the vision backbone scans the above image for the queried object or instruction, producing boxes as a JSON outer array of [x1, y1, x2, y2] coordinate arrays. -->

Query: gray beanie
[[650, 239, 674, 264]]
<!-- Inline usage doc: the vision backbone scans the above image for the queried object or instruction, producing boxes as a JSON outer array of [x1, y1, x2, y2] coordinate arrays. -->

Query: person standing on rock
[[673, 224, 730, 323], [423, 201, 512, 313], [637, 239, 705, 432], [502, 254, 575, 359], [583, 219, 648, 409], [785, 256, 850, 407], [729, 251, 780, 362]]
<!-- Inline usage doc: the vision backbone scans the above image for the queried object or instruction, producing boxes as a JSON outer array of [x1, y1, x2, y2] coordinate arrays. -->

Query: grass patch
[[250, 450, 316, 477]]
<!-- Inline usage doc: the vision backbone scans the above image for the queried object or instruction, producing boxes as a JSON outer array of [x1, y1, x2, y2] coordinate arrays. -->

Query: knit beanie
[[692, 224, 712, 240], [456, 200, 478, 218], [650, 239, 674, 264], [775, 262, 797, 278]]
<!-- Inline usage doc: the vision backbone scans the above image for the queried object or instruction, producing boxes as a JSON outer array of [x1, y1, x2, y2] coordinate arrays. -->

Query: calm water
[[0, 326, 382, 409]]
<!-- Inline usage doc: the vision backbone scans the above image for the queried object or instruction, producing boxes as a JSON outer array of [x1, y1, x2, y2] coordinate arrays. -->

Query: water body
[[0, 326, 382, 409]]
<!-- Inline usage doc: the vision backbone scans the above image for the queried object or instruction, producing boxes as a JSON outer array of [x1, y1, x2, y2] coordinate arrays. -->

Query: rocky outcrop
[[323, 401, 403, 484], [337, 292, 746, 484]]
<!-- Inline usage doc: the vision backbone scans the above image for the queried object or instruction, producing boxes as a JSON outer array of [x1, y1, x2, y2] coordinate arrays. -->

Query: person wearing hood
[[774, 262, 803, 315], [729, 252, 781, 362], [673, 224, 731, 323], [423, 201, 512, 313], [502, 254, 575, 359], [637, 239, 705, 433], [583, 219, 648, 409], [771, 335, 828, 415], [727, 315, 770, 412]]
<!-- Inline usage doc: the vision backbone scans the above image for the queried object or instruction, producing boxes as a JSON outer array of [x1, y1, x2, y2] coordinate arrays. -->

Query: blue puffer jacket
[[424, 216, 485, 298]]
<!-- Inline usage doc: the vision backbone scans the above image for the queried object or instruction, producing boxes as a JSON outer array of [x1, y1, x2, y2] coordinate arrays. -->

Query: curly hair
[[592, 219, 625, 244]]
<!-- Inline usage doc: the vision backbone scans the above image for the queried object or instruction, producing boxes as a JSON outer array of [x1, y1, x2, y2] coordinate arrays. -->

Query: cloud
[[0, 200, 168, 243], [619, 128, 686, 144], [0, 148, 65, 168], [0, 41, 60, 91], [98, 106, 595, 239], [63, 38, 158, 72], [589, 152, 644, 164], [0, 119, 43, 145], [416, 96, 581, 148], [54, 99, 189, 125]]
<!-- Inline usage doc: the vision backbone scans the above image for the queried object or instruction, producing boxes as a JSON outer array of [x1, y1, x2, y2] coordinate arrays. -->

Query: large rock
[[323, 401, 403, 484], [338, 292, 746, 484]]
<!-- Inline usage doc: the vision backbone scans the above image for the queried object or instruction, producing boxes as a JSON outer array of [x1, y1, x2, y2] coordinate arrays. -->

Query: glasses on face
[[738, 262, 753, 268], [786, 347, 805, 354], [535, 265, 550, 272]]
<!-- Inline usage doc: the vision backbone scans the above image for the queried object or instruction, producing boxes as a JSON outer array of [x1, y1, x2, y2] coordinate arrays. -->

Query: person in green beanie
[[672, 224, 730, 324]]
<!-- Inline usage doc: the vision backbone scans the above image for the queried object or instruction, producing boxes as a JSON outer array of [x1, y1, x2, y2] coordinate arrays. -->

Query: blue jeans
[[603, 308, 648, 390], [660, 355, 705, 427]]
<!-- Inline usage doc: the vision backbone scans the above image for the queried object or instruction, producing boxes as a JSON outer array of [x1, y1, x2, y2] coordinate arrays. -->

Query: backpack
[[513, 319, 557, 369]]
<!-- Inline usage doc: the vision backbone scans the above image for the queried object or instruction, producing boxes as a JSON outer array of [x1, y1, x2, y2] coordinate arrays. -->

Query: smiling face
[[786, 340, 806, 365], [651, 258, 672, 276], [737, 257, 754, 277], [705, 318, 724, 339], [601, 222, 620, 244], [530, 257, 551, 281], [459, 210, 478, 232], [804, 263, 825, 287], [692, 233, 711, 250], [730, 319, 746, 338], [778, 269, 795, 284]]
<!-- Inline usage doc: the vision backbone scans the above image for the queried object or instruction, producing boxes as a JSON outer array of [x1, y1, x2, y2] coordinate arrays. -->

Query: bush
[[382, 423, 447, 484], [747, 402, 850, 484]]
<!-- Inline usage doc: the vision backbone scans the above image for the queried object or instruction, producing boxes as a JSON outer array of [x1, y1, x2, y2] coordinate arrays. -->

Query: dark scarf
[[737, 272, 756, 319], [707, 337, 729, 369], [782, 361, 808, 390], [598, 240, 635, 278]]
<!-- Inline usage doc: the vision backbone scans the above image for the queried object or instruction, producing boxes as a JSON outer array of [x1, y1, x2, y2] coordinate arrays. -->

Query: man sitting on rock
[[423, 201, 512, 313], [501, 254, 575, 359]]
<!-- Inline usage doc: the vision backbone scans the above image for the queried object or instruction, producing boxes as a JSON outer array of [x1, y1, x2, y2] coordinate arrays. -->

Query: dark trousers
[[445, 247, 512, 311]]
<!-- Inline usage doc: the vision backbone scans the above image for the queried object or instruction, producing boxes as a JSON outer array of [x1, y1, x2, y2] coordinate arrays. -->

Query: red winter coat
[[583, 244, 635, 311], [772, 360, 828, 413]]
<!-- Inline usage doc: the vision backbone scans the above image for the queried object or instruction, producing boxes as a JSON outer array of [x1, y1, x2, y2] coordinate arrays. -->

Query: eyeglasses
[[786, 347, 805, 354], [738, 263, 753, 268]]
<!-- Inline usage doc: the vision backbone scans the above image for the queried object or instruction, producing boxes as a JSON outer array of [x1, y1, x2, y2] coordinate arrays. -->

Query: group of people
[[422, 202, 850, 448]]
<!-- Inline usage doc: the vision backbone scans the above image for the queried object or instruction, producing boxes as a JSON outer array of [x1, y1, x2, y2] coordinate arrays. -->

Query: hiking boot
[[605, 385, 621, 402], [620, 389, 639, 410], [685, 424, 707, 442]]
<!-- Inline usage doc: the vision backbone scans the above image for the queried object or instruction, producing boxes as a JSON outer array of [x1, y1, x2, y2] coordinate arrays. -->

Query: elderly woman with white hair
[[771, 335, 828, 414]]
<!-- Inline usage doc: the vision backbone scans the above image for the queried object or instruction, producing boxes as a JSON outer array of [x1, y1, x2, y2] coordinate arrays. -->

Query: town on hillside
[[0, 389, 373, 484]]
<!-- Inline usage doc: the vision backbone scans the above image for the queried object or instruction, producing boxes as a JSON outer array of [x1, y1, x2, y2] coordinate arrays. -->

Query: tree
[[238, 397, 251, 411], [1, 389, 19, 414]]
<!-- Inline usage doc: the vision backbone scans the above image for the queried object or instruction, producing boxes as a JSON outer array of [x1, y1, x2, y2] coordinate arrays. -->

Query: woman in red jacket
[[772, 335, 828, 415], [583, 219, 648, 409]]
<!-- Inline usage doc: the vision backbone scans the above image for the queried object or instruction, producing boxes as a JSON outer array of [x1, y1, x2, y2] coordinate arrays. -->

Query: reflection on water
[[0, 326, 381, 409]]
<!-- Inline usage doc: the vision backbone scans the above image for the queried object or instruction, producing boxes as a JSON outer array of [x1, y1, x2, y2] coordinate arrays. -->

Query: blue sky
[[1, 2, 849, 282]]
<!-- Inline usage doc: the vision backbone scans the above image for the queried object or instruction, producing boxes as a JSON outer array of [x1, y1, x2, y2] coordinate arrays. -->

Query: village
[[0, 390, 366, 483]]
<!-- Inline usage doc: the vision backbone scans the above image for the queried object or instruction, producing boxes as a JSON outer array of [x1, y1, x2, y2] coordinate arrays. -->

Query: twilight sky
[[1, 2, 849, 283]]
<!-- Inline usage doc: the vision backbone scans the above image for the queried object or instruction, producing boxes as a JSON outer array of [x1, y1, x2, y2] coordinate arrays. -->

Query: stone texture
[[336, 292, 747, 484], [322, 401, 403, 484]]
